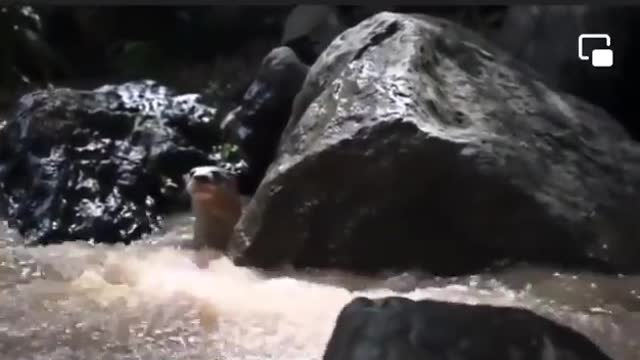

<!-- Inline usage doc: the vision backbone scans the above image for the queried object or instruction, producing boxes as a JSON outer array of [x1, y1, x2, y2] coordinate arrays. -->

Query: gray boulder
[[229, 12, 640, 275]]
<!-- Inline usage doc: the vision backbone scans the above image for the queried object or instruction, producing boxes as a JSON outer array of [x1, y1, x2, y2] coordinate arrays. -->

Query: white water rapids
[[0, 214, 639, 360]]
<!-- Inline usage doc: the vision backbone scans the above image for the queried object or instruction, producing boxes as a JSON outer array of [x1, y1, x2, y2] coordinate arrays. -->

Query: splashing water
[[0, 215, 639, 360]]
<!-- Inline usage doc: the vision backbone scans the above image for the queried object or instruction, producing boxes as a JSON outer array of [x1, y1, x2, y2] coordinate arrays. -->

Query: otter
[[185, 166, 243, 251]]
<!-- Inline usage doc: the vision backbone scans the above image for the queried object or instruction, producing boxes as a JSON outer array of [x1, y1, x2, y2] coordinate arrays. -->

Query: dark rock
[[221, 46, 309, 194], [491, 6, 640, 140], [229, 12, 640, 275], [323, 296, 613, 360], [0, 80, 240, 245]]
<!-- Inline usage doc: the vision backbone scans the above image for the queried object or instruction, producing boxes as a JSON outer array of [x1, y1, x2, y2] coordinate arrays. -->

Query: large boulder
[[322, 296, 613, 360], [0, 80, 241, 245], [229, 12, 640, 275]]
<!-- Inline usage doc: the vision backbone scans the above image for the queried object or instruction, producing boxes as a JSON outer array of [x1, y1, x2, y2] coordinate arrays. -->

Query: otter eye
[[189, 169, 196, 177]]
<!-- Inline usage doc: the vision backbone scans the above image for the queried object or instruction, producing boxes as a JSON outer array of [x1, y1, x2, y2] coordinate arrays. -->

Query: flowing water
[[0, 214, 639, 360]]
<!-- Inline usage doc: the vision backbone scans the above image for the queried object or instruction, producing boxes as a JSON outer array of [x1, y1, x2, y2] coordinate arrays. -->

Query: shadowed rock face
[[322, 296, 613, 360], [229, 12, 640, 275], [0, 80, 230, 244], [221, 46, 309, 195]]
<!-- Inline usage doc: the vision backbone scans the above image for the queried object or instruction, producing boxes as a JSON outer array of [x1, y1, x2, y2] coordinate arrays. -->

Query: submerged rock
[[0, 80, 240, 244], [230, 12, 640, 274], [221, 46, 308, 194], [323, 296, 613, 360]]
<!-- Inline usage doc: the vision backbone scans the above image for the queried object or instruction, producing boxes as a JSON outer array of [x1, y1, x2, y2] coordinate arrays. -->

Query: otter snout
[[188, 166, 230, 184], [186, 165, 237, 196], [192, 173, 213, 183]]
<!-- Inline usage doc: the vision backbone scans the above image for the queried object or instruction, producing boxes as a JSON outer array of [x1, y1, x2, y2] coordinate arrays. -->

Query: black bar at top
[[4, 0, 640, 7]]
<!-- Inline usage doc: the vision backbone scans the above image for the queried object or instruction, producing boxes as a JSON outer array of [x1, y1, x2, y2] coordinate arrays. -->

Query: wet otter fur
[[185, 166, 243, 251]]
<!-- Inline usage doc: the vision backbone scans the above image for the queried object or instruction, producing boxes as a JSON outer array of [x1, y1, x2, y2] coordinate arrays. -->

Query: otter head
[[186, 166, 237, 200], [185, 165, 242, 251]]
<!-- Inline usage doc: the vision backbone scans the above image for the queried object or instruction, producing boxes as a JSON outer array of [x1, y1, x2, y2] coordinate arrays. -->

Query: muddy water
[[0, 215, 639, 360]]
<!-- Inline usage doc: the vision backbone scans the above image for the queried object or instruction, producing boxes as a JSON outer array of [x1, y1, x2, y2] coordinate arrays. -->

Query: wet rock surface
[[221, 46, 309, 194], [230, 12, 640, 275], [0, 80, 235, 244], [323, 296, 613, 360]]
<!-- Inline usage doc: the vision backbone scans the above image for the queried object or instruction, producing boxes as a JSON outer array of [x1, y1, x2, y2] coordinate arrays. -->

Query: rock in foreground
[[0, 80, 235, 244], [230, 12, 640, 274], [323, 296, 613, 360]]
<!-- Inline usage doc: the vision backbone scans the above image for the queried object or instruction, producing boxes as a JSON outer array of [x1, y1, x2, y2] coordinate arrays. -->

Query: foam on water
[[0, 216, 639, 360]]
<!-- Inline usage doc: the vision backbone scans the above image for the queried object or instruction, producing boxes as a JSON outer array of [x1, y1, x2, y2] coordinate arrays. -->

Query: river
[[0, 214, 638, 360]]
